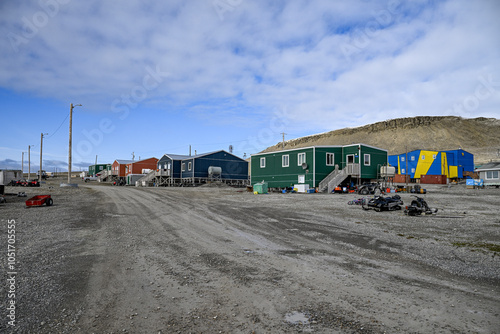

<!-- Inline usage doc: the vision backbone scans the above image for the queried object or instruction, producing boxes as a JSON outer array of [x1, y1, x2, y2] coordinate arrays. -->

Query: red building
[[111, 159, 134, 179], [125, 157, 159, 176]]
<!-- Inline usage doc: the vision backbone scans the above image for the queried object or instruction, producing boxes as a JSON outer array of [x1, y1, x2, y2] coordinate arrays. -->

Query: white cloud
[[0, 0, 498, 134]]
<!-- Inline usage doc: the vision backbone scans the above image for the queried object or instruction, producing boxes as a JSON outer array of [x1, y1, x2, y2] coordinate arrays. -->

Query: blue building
[[389, 149, 474, 179], [154, 150, 248, 186]]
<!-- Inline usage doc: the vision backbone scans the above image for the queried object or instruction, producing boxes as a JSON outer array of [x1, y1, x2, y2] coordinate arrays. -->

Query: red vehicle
[[25, 195, 53, 207], [10, 179, 40, 187]]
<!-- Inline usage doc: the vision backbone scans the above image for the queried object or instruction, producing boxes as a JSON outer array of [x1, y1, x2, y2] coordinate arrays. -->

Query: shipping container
[[420, 174, 447, 184]]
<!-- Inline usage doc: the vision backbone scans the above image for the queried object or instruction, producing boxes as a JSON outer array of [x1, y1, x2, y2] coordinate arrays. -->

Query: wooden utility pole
[[28, 145, 32, 180], [68, 103, 82, 184], [39, 133, 43, 182], [21, 152, 24, 175], [281, 132, 286, 149]]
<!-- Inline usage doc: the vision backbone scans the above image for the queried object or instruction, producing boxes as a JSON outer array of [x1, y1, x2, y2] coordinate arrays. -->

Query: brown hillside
[[264, 116, 500, 164]]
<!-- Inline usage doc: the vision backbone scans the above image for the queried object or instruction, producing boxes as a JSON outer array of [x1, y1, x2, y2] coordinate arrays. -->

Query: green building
[[250, 144, 388, 192], [88, 164, 111, 177]]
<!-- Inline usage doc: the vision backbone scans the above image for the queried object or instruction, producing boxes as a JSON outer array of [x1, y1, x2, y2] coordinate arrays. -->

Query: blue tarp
[[466, 179, 483, 186]]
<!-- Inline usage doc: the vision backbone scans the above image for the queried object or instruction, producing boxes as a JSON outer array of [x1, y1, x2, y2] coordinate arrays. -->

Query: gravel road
[[1, 180, 499, 333]]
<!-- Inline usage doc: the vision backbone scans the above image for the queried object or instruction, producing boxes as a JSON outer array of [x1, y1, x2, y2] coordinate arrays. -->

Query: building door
[[347, 154, 359, 175]]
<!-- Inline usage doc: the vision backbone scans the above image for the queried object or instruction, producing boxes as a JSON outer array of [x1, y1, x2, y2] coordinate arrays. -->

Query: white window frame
[[298, 153, 306, 166], [411, 168, 415, 173], [401, 156, 405, 162], [486, 171, 499, 179], [364, 154, 371, 166], [260, 157, 266, 168], [410, 156, 415, 161], [402, 168, 406, 174], [282, 154, 289, 167], [181, 163, 186, 171], [326, 153, 334, 166], [422, 156, 425, 160], [188, 162, 192, 171], [432, 154, 437, 160], [298, 175, 305, 183]]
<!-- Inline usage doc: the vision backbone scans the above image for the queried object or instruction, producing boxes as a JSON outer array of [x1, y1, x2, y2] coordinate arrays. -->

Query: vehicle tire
[[46, 198, 53, 206], [394, 205, 401, 210], [360, 188, 369, 195]]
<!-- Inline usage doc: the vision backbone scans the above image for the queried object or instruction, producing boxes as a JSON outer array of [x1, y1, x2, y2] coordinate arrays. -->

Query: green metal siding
[[251, 147, 315, 188], [251, 145, 388, 188], [359, 145, 388, 179], [88, 164, 110, 176], [313, 147, 343, 185]]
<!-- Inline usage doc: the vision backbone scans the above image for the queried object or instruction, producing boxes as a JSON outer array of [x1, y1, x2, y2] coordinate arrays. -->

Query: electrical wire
[[46, 112, 70, 139]]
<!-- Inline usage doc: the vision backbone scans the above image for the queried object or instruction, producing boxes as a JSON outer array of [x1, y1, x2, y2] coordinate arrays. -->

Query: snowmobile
[[404, 196, 438, 216], [362, 195, 403, 212], [357, 182, 384, 195]]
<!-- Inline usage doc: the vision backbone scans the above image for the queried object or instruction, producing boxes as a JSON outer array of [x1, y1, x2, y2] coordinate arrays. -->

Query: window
[[410, 156, 415, 161], [422, 156, 425, 160], [411, 168, 415, 173], [260, 157, 266, 168], [432, 154, 437, 160], [364, 154, 371, 166], [401, 168, 406, 174], [298, 175, 305, 183], [99, 166, 103, 170], [298, 153, 306, 166], [282, 155, 289, 167], [486, 171, 499, 179], [188, 162, 192, 171], [326, 153, 334, 166], [181, 163, 186, 171], [401, 157, 405, 162]]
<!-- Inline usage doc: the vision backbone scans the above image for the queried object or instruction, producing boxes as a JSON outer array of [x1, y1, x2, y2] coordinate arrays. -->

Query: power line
[[47, 112, 70, 139]]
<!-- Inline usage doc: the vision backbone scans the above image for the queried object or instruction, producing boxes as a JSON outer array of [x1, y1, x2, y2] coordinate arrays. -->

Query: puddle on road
[[285, 311, 310, 325]]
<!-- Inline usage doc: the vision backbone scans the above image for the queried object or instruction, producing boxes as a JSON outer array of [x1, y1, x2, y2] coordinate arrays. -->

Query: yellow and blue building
[[388, 149, 474, 179]]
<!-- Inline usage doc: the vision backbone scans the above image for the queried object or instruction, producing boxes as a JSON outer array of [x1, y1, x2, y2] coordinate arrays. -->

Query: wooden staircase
[[318, 166, 349, 193], [97, 169, 111, 182], [135, 170, 156, 187]]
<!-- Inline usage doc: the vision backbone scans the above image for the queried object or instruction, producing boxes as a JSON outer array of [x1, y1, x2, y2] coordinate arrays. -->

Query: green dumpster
[[253, 182, 268, 194]]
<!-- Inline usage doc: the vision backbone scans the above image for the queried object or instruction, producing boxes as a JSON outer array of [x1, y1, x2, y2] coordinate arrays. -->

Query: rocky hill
[[264, 116, 500, 164]]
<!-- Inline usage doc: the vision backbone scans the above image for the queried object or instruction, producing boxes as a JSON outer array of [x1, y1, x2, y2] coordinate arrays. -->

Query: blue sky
[[1, 0, 499, 172]]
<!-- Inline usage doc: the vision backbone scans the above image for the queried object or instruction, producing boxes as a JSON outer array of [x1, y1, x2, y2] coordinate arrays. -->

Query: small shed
[[475, 162, 500, 187]]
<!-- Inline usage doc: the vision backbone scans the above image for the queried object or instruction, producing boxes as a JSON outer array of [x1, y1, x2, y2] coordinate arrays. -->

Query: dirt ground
[[1, 178, 499, 333]]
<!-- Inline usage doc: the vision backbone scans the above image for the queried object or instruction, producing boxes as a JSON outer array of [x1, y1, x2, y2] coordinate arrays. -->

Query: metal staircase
[[318, 166, 349, 193], [135, 170, 156, 187]]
